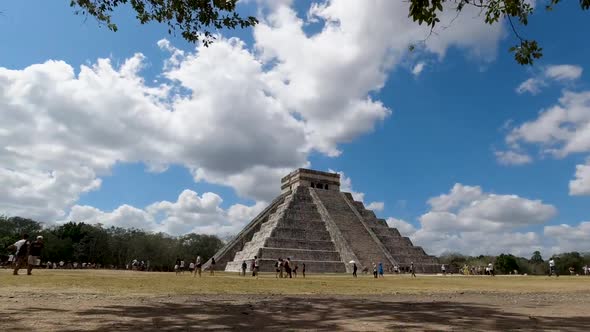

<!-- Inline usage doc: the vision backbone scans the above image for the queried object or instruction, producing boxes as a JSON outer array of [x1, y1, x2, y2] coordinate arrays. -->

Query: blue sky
[[1, 0, 589, 256]]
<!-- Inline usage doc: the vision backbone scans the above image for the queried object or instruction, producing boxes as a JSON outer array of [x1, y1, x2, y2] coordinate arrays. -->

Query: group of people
[[174, 256, 208, 277], [6, 234, 44, 275], [273, 257, 305, 278]]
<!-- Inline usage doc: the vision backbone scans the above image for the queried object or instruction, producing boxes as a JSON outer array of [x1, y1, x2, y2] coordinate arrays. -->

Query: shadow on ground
[[14, 297, 584, 331]]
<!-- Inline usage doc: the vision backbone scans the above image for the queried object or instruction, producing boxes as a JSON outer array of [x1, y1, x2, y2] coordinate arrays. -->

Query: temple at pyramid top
[[281, 168, 341, 193], [205, 168, 438, 274]]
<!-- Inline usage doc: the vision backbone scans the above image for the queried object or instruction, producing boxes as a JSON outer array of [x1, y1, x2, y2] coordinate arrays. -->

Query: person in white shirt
[[11, 234, 30, 275], [441, 264, 446, 276], [549, 258, 558, 277], [189, 262, 195, 274], [488, 263, 495, 277]]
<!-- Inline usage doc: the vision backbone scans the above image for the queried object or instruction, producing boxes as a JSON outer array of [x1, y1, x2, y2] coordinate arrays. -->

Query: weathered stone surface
[[213, 168, 438, 273]]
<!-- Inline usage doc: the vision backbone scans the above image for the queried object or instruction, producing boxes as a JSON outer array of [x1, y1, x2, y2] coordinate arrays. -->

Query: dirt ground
[[1, 270, 589, 331]]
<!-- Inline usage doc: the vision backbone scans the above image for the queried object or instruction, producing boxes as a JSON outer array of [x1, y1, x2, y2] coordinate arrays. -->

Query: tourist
[[352, 262, 358, 278], [253, 256, 260, 278], [8, 254, 14, 267], [548, 258, 558, 277], [569, 266, 576, 275], [488, 263, 495, 277], [378, 262, 384, 278], [302, 263, 306, 278], [441, 264, 446, 276], [285, 258, 293, 278], [293, 263, 298, 277], [10, 234, 30, 276], [189, 261, 195, 274], [241, 261, 247, 276], [210, 257, 216, 275], [394, 265, 399, 274], [174, 263, 180, 275], [195, 256, 202, 277], [275, 258, 282, 278], [180, 259, 185, 273], [410, 262, 416, 278], [372, 263, 378, 278], [27, 236, 44, 275], [583, 265, 588, 276]]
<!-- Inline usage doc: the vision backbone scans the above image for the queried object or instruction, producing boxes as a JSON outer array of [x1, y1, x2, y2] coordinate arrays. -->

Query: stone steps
[[260, 247, 341, 262], [314, 189, 392, 269], [265, 238, 336, 251], [271, 227, 332, 241]]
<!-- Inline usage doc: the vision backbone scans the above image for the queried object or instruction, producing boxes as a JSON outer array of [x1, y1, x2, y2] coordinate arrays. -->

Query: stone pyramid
[[205, 169, 438, 273]]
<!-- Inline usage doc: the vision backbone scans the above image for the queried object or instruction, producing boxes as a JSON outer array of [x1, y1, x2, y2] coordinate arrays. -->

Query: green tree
[[530, 250, 543, 263], [495, 253, 520, 274], [408, 0, 590, 65], [70, 0, 258, 46]]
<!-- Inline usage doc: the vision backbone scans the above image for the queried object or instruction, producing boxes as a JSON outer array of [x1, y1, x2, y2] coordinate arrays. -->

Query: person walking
[[488, 263, 495, 277], [11, 234, 30, 276], [352, 262, 358, 278], [378, 262, 384, 278], [253, 256, 260, 278], [275, 258, 282, 278], [210, 257, 216, 275], [27, 236, 44, 275], [180, 259, 185, 273], [241, 261, 247, 276], [284, 258, 292, 278], [302, 263, 306, 278], [293, 263, 298, 277], [372, 263, 378, 278], [549, 258, 558, 277], [195, 256, 202, 277], [441, 264, 446, 276], [410, 262, 416, 278]]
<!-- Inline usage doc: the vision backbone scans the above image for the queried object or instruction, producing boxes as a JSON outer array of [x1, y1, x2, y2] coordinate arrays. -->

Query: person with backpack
[[27, 236, 44, 275], [10, 234, 30, 275]]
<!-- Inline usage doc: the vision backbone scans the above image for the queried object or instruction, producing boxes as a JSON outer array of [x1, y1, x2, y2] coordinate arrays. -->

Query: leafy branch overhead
[[70, 0, 258, 46], [70, 1, 588, 65], [408, 0, 590, 65]]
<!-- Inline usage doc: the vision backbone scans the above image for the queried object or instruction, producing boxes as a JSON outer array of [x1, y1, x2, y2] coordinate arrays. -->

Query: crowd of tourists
[[173, 255, 208, 277]]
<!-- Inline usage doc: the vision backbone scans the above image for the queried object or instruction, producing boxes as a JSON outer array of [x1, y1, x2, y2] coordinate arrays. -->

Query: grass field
[[1, 269, 588, 296], [2, 269, 590, 331]]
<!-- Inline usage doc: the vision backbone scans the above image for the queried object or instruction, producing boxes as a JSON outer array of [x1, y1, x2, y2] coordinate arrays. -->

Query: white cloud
[[495, 150, 532, 166], [544, 222, 590, 253], [545, 65, 583, 81], [502, 91, 590, 194], [392, 183, 557, 256], [412, 62, 426, 76], [366, 201, 385, 212], [516, 78, 545, 95], [569, 161, 590, 195], [386, 217, 416, 236], [515, 64, 583, 95], [67, 190, 265, 236], [1, 0, 507, 224]]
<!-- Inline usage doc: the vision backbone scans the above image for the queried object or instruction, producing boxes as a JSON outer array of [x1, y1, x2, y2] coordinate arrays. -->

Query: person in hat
[[27, 236, 44, 275]]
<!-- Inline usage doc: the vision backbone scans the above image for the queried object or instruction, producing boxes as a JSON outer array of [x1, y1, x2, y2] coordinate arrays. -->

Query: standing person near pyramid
[[410, 262, 416, 278]]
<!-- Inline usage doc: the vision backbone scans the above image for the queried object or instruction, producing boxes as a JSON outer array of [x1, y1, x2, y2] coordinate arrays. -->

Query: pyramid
[[205, 169, 438, 273]]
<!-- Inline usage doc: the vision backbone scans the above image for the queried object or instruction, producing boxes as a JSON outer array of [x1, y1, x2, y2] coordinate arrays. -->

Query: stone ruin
[[204, 168, 438, 273]]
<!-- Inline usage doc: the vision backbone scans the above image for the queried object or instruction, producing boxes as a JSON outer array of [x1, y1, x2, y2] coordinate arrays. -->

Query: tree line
[[0, 215, 223, 271], [439, 251, 590, 276]]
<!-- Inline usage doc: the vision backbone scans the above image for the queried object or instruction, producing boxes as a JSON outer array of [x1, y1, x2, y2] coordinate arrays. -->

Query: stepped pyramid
[[205, 169, 438, 273]]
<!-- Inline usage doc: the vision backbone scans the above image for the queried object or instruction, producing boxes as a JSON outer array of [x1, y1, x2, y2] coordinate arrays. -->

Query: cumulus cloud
[[494, 150, 532, 166], [569, 161, 590, 195], [395, 184, 557, 256], [1, 0, 507, 224], [67, 190, 265, 236], [412, 62, 426, 76], [501, 91, 590, 193], [386, 217, 416, 236], [544, 222, 590, 253], [516, 64, 583, 95]]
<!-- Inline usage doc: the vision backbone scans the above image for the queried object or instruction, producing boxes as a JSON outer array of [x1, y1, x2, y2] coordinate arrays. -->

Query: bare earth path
[[1, 270, 589, 331]]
